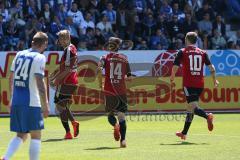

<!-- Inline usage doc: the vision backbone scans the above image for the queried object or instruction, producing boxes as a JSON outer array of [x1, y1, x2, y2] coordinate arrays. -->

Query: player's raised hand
[[214, 79, 219, 88]]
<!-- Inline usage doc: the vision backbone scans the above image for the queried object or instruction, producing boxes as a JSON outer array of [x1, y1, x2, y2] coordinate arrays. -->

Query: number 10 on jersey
[[189, 55, 202, 75]]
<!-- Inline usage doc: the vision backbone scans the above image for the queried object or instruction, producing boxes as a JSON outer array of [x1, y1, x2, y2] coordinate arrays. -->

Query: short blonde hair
[[32, 32, 48, 46], [57, 30, 71, 40], [185, 32, 198, 44]]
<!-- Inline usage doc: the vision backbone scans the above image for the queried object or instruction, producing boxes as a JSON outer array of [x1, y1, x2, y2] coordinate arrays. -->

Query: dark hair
[[185, 32, 198, 44]]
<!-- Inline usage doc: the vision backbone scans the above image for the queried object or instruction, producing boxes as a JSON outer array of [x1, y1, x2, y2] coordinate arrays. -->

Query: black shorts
[[183, 87, 203, 103], [54, 84, 77, 104], [105, 95, 128, 113]]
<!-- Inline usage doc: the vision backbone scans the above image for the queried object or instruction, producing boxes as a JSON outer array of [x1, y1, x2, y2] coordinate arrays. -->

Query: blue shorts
[[10, 106, 44, 133]]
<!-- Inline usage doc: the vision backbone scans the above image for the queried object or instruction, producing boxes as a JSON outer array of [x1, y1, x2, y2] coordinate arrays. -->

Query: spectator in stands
[[0, 1, 10, 23], [198, 13, 212, 36], [156, 14, 168, 36], [167, 14, 184, 41], [172, 2, 185, 23], [227, 40, 236, 49], [0, 15, 6, 50], [196, 1, 215, 21], [212, 15, 226, 37], [87, 2, 100, 24], [24, 0, 39, 19], [56, 3, 68, 25], [174, 38, 184, 49], [67, 2, 84, 27], [229, 30, 240, 49], [79, 12, 95, 35], [0, 0, 235, 50], [146, 0, 160, 12], [211, 29, 226, 49], [59, 0, 73, 11], [88, 0, 99, 11], [134, 0, 147, 14], [135, 38, 149, 50], [211, 0, 226, 14], [82, 27, 95, 50], [64, 16, 79, 46], [142, 13, 156, 37], [195, 30, 204, 49], [150, 29, 169, 49], [187, 0, 203, 13], [25, 17, 38, 46], [235, 30, 240, 48], [97, 0, 108, 13], [77, 40, 88, 51], [96, 14, 113, 33], [225, 0, 240, 20], [10, 1, 26, 27], [160, 0, 173, 21], [182, 12, 198, 34], [50, 15, 65, 38], [133, 14, 143, 38], [116, 8, 127, 39], [16, 39, 27, 51], [5, 19, 21, 50], [94, 27, 105, 50], [102, 2, 116, 25], [183, 3, 193, 16], [39, 2, 54, 26]]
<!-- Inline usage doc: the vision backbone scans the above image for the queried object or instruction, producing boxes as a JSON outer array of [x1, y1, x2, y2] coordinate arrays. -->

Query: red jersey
[[101, 52, 131, 96], [60, 44, 78, 85], [173, 45, 211, 88]]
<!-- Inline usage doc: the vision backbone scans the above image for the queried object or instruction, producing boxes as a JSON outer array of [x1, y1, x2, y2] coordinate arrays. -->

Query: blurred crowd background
[[0, 0, 240, 51]]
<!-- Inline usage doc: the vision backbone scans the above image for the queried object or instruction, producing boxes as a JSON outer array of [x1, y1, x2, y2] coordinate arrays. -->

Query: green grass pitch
[[0, 114, 240, 160]]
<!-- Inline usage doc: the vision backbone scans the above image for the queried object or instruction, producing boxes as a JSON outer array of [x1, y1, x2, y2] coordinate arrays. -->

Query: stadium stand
[[0, 0, 239, 51]]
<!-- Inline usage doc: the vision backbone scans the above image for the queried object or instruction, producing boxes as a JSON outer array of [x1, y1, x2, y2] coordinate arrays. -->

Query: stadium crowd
[[0, 0, 240, 51]]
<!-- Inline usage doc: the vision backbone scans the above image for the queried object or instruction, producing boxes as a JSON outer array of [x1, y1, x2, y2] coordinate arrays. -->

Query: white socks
[[3, 137, 41, 160], [29, 139, 41, 160], [4, 136, 23, 160]]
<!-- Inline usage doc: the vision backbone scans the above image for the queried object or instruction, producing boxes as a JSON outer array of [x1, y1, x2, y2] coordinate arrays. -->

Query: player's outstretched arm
[[96, 66, 103, 89], [170, 65, 179, 82], [170, 50, 182, 83], [208, 64, 219, 87], [36, 75, 50, 118]]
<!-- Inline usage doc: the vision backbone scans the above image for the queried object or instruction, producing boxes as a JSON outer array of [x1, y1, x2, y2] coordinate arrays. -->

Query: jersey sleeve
[[10, 52, 21, 72], [33, 55, 46, 77], [10, 56, 17, 72], [204, 52, 211, 65], [173, 50, 183, 66]]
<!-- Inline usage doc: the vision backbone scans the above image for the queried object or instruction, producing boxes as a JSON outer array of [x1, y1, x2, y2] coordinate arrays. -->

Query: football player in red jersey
[[52, 30, 79, 139], [98, 37, 134, 148], [170, 32, 219, 140]]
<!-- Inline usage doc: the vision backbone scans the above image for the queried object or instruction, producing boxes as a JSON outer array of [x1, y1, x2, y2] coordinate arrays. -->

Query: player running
[[98, 37, 134, 148], [51, 30, 80, 139], [170, 32, 219, 140], [1, 32, 50, 160]]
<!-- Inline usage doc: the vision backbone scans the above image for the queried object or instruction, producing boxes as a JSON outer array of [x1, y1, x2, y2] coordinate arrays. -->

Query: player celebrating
[[1, 32, 50, 160], [98, 37, 134, 148], [170, 32, 219, 140], [52, 30, 79, 139]]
